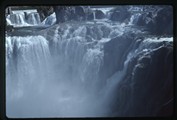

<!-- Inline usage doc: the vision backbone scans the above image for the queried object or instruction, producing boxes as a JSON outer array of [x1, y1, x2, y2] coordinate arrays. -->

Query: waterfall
[[27, 12, 41, 25], [6, 13, 27, 26], [93, 11, 96, 20], [6, 11, 41, 27], [6, 36, 52, 99], [6, 23, 128, 117], [128, 13, 141, 25], [5, 6, 173, 118], [42, 13, 56, 26]]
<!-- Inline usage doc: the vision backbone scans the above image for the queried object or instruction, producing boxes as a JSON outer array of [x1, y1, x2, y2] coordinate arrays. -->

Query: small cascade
[[128, 13, 141, 25], [6, 13, 27, 26], [42, 13, 56, 25], [27, 12, 41, 25], [93, 11, 96, 20], [6, 11, 41, 27]]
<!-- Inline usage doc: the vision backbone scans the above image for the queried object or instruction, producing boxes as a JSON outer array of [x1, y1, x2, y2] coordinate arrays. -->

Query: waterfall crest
[[6, 12, 41, 27]]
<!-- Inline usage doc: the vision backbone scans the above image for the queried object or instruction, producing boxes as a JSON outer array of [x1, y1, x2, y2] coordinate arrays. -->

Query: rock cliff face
[[109, 6, 131, 23], [135, 6, 173, 35], [95, 10, 105, 19], [129, 45, 173, 116], [101, 36, 173, 116], [53, 6, 87, 23], [99, 33, 136, 84], [37, 6, 54, 21]]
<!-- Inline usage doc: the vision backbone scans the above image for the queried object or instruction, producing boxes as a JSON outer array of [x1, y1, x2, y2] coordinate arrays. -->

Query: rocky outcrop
[[129, 45, 173, 116], [73, 6, 86, 21], [54, 6, 107, 23], [99, 32, 136, 84], [53, 6, 66, 23], [95, 10, 105, 19], [109, 6, 131, 23], [106, 38, 173, 116], [54, 6, 88, 23], [135, 6, 173, 35], [37, 6, 54, 22], [87, 11, 94, 21]]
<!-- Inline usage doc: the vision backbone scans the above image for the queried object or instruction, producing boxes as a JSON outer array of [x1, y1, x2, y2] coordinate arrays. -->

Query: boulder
[[37, 6, 54, 22], [109, 6, 131, 23], [95, 10, 105, 19], [54, 6, 88, 23], [74, 6, 86, 21], [87, 12, 94, 21], [135, 6, 173, 35], [53, 6, 67, 23]]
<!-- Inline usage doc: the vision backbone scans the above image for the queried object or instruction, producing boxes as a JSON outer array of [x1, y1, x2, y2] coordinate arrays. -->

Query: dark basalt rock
[[92, 26, 103, 40], [86, 26, 96, 39], [87, 12, 94, 21], [86, 35, 93, 42], [109, 6, 131, 23], [99, 32, 135, 84], [37, 6, 54, 22], [53, 6, 67, 23], [86, 26, 103, 40], [154, 6, 173, 35], [95, 10, 105, 19], [136, 6, 173, 35], [6, 25, 14, 32], [100, 25, 111, 38], [74, 6, 86, 21], [127, 46, 173, 116], [54, 6, 88, 23], [97, 33, 173, 116]]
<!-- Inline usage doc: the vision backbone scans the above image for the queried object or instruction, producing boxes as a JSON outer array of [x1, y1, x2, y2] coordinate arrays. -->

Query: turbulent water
[[6, 12, 41, 27], [6, 7, 173, 118]]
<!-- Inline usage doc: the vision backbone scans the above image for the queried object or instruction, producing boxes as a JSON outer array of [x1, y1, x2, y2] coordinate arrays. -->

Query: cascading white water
[[6, 13, 27, 26], [42, 13, 56, 26], [6, 22, 130, 117], [93, 11, 96, 20], [6, 36, 52, 99], [128, 13, 141, 25], [27, 12, 41, 25], [6, 12, 41, 27], [5, 6, 173, 117]]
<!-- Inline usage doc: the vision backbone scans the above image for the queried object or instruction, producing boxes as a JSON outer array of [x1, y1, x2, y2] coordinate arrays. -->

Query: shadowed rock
[[109, 6, 131, 23], [95, 10, 105, 19]]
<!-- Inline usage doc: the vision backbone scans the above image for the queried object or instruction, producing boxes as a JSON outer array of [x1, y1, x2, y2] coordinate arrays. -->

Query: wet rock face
[[136, 6, 173, 35], [154, 6, 173, 35], [99, 33, 135, 83], [111, 43, 173, 116], [37, 6, 54, 21], [95, 10, 105, 19], [54, 6, 87, 23], [54, 6, 107, 23], [53, 6, 67, 23], [130, 46, 173, 116], [109, 6, 131, 23], [87, 12, 94, 21], [74, 6, 86, 21], [96, 29, 173, 116]]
